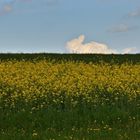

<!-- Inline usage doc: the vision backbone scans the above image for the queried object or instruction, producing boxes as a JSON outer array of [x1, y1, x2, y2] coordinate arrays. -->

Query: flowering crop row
[[0, 59, 139, 110]]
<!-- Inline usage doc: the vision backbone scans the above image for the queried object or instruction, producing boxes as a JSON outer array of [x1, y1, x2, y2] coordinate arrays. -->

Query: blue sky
[[0, 0, 140, 53]]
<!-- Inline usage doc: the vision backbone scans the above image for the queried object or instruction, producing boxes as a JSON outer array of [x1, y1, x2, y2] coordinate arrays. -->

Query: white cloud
[[66, 35, 139, 54], [66, 35, 117, 54]]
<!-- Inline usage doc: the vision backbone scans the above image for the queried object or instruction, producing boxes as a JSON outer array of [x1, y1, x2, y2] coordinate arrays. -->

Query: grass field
[[0, 53, 140, 140]]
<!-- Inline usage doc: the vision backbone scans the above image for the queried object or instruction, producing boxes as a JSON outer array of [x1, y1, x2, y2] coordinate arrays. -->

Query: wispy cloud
[[66, 35, 139, 54], [122, 47, 138, 54], [128, 8, 140, 18], [0, 0, 61, 16], [0, 0, 31, 16], [108, 24, 137, 33], [0, 0, 14, 16]]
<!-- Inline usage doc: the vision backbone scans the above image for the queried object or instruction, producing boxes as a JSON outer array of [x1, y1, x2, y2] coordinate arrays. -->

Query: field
[[0, 53, 140, 140]]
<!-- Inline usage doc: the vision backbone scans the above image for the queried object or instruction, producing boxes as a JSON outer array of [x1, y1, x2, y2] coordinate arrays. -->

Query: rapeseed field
[[0, 54, 140, 140]]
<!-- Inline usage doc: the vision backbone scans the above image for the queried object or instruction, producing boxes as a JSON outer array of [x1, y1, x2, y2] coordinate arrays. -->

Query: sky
[[0, 0, 140, 54]]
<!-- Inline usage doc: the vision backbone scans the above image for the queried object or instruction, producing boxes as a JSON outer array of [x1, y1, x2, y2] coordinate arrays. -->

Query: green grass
[[0, 105, 140, 140]]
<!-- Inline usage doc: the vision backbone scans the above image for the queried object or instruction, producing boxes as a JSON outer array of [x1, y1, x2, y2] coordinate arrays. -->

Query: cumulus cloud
[[66, 35, 139, 54], [66, 35, 117, 54]]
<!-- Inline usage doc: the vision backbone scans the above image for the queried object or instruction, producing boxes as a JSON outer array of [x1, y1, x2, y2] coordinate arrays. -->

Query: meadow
[[0, 53, 140, 140]]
